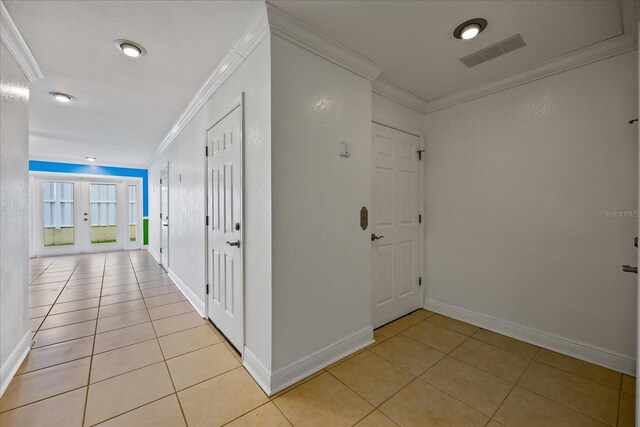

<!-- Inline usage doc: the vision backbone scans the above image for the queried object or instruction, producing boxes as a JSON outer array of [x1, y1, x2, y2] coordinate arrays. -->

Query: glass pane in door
[[90, 183, 117, 244], [128, 185, 137, 242], [43, 182, 74, 246]]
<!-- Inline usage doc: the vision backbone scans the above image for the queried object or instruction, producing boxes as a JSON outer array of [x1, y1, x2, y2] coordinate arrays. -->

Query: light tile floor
[[0, 250, 635, 426]]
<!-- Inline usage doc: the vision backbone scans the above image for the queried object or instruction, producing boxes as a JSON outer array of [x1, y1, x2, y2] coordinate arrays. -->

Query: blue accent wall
[[29, 161, 148, 216]]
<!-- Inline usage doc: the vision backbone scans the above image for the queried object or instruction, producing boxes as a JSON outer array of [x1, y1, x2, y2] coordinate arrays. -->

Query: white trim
[[147, 247, 160, 263], [425, 299, 636, 375], [147, 10, 269, 167], [1, 330, 31, 397], [0, 0, 43, 82], [372, 78, 427, 114], [29, 154, 146, 170], [425, 35, 637, 113], [266, 3, 382, 81], [166, 267, 205, 317], [244, 326, 374, 396]]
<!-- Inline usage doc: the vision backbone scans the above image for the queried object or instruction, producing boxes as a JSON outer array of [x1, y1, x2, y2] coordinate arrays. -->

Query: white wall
[[424, 51, 638, 371], [372, 92, 424, 136], [0, 41, 30, 393], [270, 35, 373, 373], [148, 35, 273, 370]]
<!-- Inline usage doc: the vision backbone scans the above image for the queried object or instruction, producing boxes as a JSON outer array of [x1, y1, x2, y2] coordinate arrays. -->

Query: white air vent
[[460, 34, 526, 68]]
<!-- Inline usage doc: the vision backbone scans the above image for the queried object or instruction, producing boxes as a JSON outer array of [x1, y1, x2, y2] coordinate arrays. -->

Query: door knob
[[226, 240, 241, 248], [622, 265, 638, 274], [371, 233, 384, 242]]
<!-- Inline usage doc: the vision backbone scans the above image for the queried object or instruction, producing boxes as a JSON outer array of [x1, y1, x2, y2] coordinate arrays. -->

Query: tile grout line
[[81, 253, 108, 427]]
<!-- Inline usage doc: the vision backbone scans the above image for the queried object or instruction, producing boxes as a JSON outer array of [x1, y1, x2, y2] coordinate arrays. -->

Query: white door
[[371, 123, 422, 328], [160, 166, 169, 268], [207, 105, 243, 353], [81, 181, 122, 253]]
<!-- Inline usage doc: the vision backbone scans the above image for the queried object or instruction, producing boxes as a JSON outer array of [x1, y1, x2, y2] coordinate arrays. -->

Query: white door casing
[[160, 165, 169, 268], [206, 103, 244, 354], [371, 123, 423, 328]]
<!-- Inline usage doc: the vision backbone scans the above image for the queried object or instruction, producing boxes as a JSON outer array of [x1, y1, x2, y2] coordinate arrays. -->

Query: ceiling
[[271, 0, 626, 102], [6, 0, 263, 167]]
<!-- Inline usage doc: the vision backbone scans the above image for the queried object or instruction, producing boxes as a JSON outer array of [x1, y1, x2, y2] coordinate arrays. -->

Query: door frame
[[370, 119, 425, 327], [204, 93, 245, 354], [159, 163, 169, 268], [29, 171, 143, 256]]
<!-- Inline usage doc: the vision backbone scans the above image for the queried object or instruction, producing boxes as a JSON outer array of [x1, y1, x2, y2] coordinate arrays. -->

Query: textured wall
[[0, 41, 30, 376]]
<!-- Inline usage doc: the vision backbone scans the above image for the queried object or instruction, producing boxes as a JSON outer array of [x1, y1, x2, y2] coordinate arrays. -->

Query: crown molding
[[147, 9, 269, 166], [425, 1, 638, 114], [372, 78, 427, 114], [0, 0, 42, 81], [265, 3, 382, 81]]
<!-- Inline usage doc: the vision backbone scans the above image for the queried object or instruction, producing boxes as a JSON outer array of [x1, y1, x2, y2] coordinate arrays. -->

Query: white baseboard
[[425, 299, 636, 376], [244, 326, 374, 396], [166, 267, 205, 317], [1, 330, 32, 397], [147, 247, 160, 263]]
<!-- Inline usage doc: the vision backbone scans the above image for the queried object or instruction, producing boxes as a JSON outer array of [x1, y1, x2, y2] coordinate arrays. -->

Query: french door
[[33, 176, 142, 256], [371, 123, 423, 328], [206, 103, 244, 354]]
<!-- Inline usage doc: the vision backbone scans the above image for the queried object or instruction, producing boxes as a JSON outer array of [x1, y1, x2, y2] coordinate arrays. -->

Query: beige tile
[[270, 370, 327, 400], [84, 362, 174, 426], [354, 410, 397, 427], [0, 387, 86, 427], [421, 357, 512, 416], [179, 368, 269, 426], [96, 309, 150, 333], [494, 386, 607, 427], [153, 311, 204, 337], [486, 421, 503, 427], [17, 336, 93, 374], [450, 339, 529, 382], [618, 392, 635, 427], [167, 342, 240, 390], [622, 374, 636, 396], [100, 291, 143, 306], [91, 339, 164, 383], [274, 372, 373, 426], [29, 317, 44, 331], [0, 358, 90, 412], [534, 349, 621, 389], [94, 322, 156, 354], [329, 351, 413, 406], [227, 402, 292, 427], [379, 379, 488, 426], [148, 300, 195, 321], [40, 307, 98, 330], [406, 309, 435, 321], [144, 291, 186, 308], [427, 314, 480, 336], [33, 319, 96, 348], [370, 334, 445, 376], [373, 326, 397, 343], [29, 305, 51, 319], [101, 284, 141, 296], [472, 329, 539, 358], [57, 288, 101, 303], [49, 297, 100, 315], [99, 394, 186, 427], [142, 285, 180, 298], [518, 361, 618, 425], [402, 321, 467, 353], [98, 299, 148, 318], [158, 324, 221, 359], [385, 315, 423, 333]]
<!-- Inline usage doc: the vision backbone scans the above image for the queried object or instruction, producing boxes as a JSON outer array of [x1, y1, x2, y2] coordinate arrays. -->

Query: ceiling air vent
[[460, 34, 526, 68]]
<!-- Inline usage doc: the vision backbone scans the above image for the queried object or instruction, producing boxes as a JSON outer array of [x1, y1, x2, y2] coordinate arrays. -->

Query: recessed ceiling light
[[114, 39, 147, 58], [86, 156, 96, 162], [50, 92, 72, 103], [454, 18, 488, 40]]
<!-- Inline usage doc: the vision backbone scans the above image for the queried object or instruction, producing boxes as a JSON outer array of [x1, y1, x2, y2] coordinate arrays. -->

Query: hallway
[[0, 252, 634, 426]]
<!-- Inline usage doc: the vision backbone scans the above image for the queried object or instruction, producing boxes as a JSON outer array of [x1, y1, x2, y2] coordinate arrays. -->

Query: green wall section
[[143, 218, 149, 245]]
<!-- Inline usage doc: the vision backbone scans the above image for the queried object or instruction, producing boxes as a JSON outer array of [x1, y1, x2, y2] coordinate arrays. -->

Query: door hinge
[[160, 179, 162, 184], [160, 248, 163, 254], [206, 215, 209, 226], [417, 149, 425, 160], [418, 277, 422, 286], [205, 146, 208, 157], [160, 213, 162, 219], [418, 214, 422, 224], [206, 284, 209, 294]]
